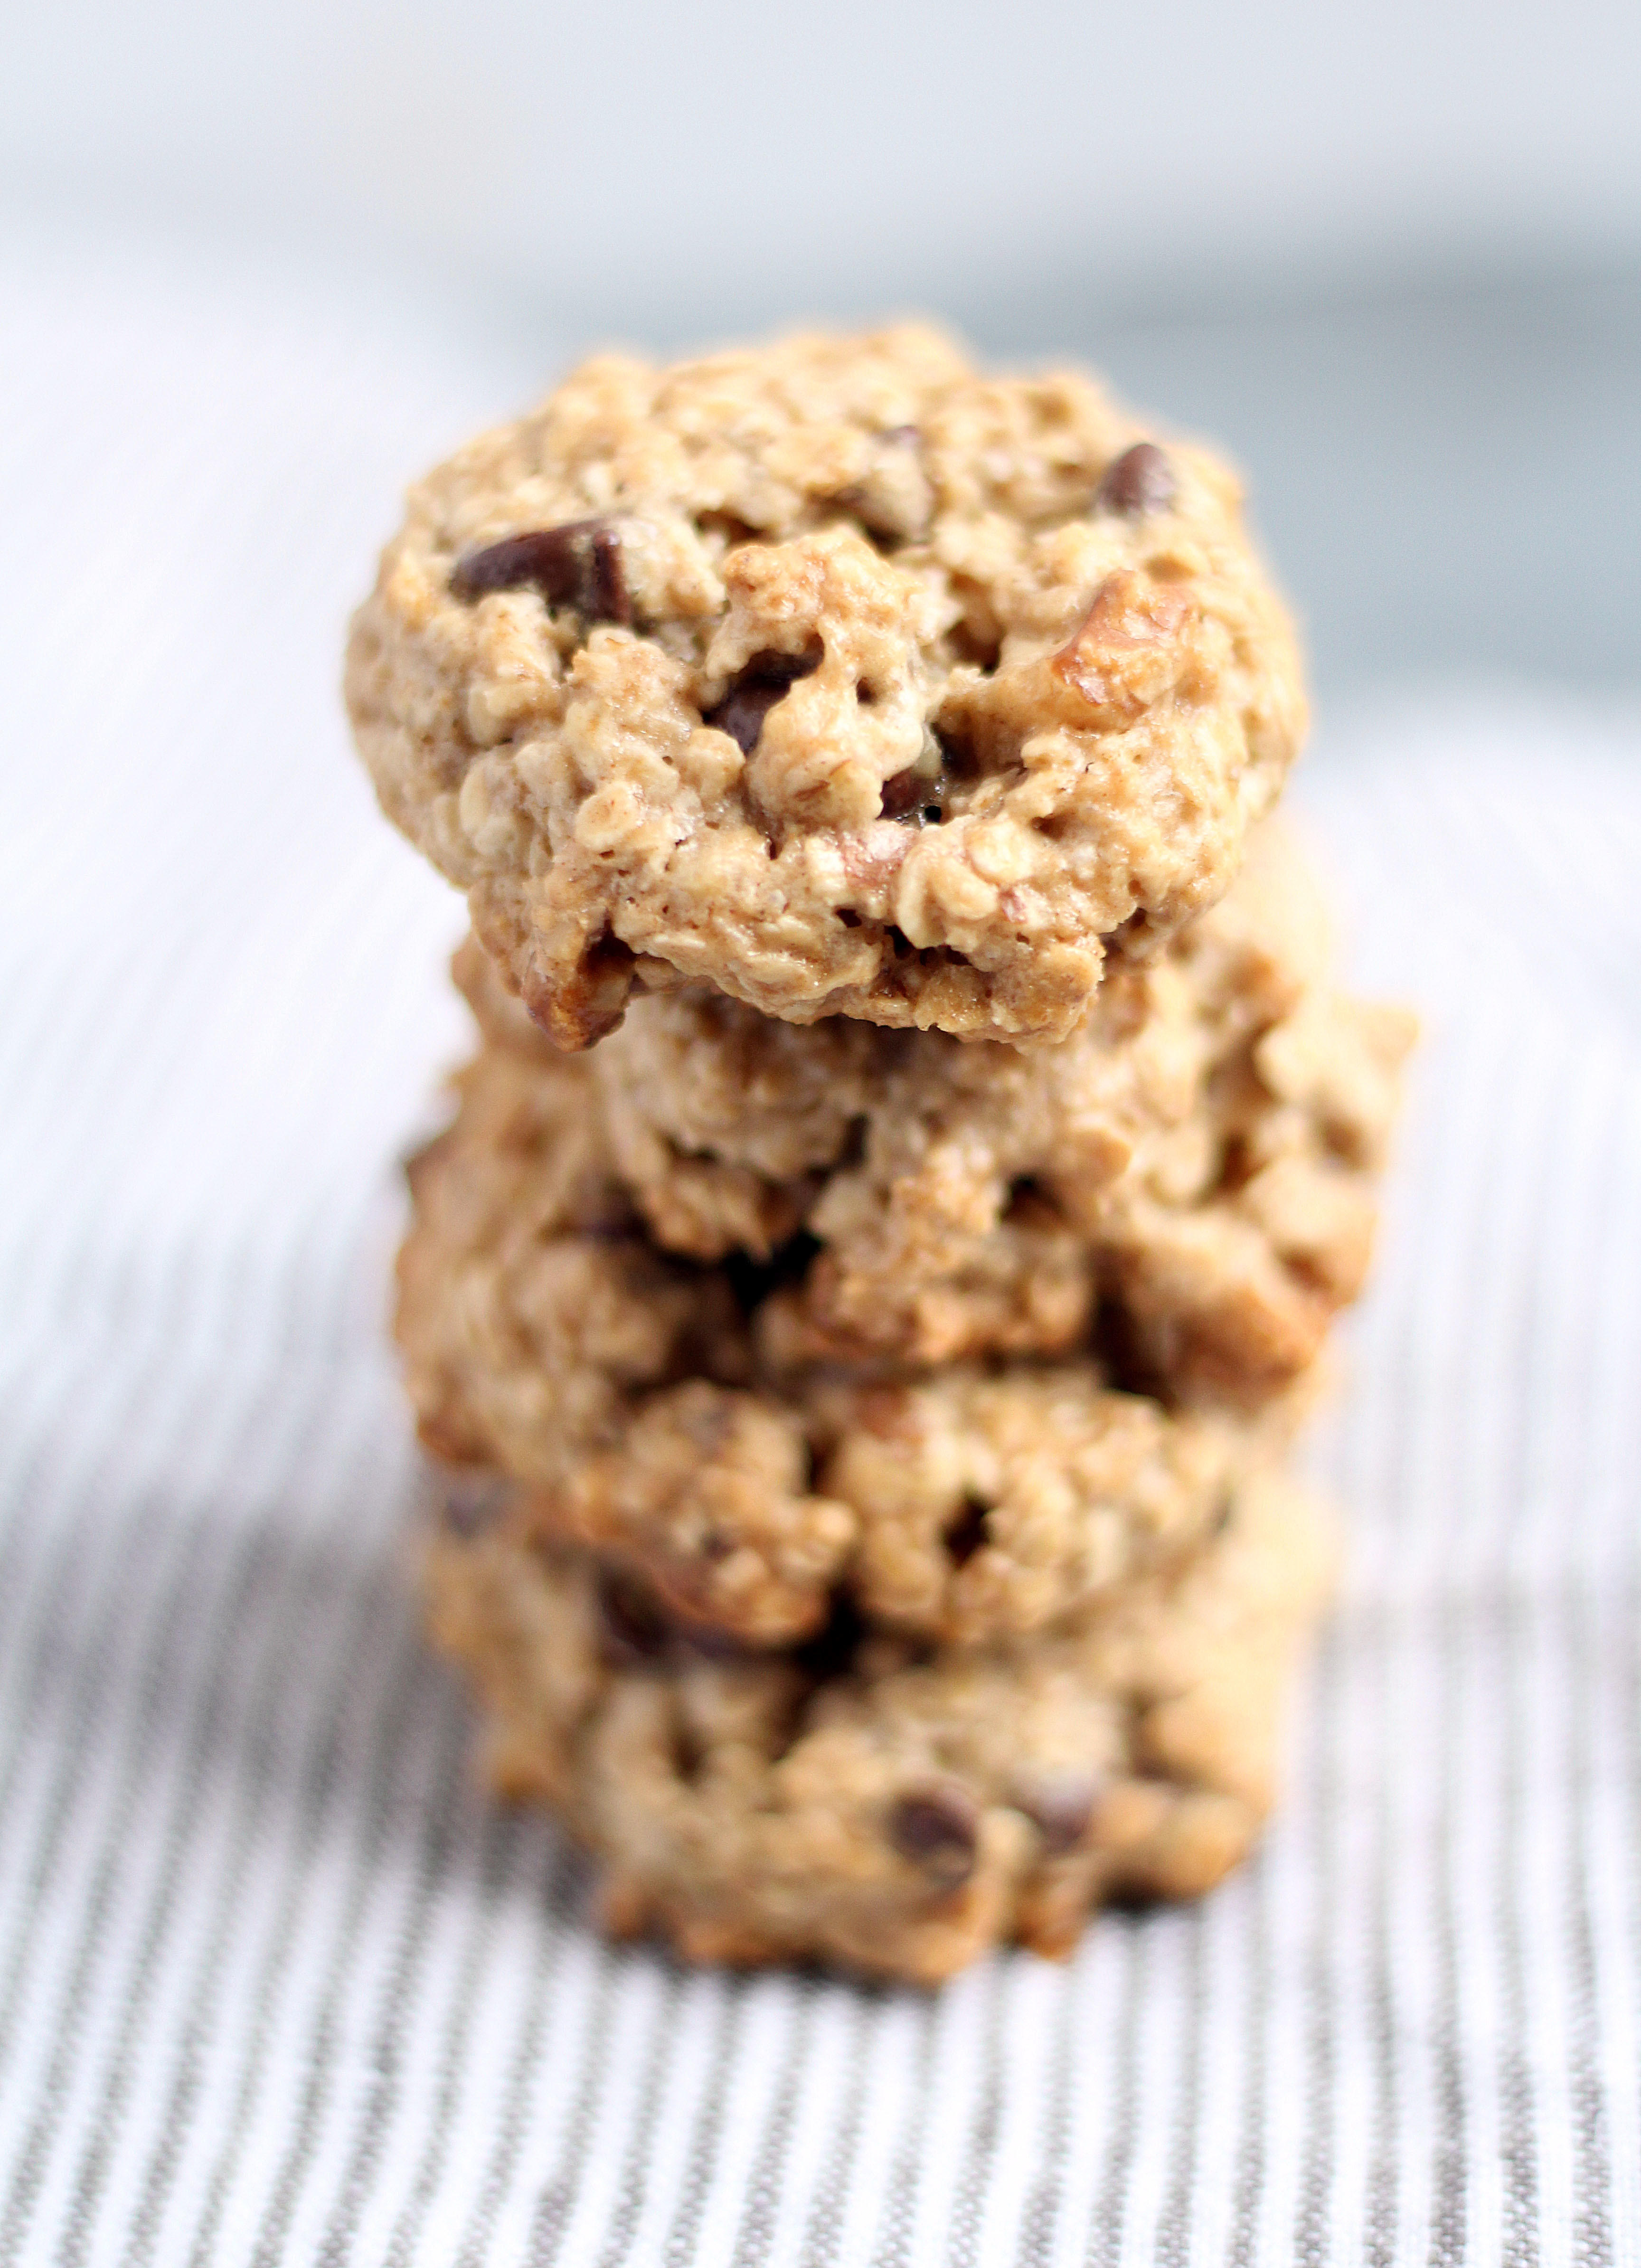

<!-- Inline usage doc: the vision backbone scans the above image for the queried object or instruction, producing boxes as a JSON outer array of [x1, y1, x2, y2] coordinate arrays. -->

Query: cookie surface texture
[[425, 1466, 1333, 1981], [394, 1042, 1269, 1648], [347, 326, 1305, 1046], [446, 824, 1414, 1408], [394, 832, 1408, 1649]]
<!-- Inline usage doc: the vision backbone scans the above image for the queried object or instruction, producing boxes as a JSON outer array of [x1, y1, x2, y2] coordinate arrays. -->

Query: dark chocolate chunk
[[889, 1782, 980, 1886], [1012, 1767, 1102, 1854], [585, 525, 629, 624], [879, 767, 921, 819], [451, 528, 576, 602], [451, 518, 632, 624], [1094, 442, 1177, 519], [942, 1494, 990, 1568], [706, 680, 790, 758], [596, 1567, 671, 1666], [704, 648, 820, 757], [880, 766, 947, 823]]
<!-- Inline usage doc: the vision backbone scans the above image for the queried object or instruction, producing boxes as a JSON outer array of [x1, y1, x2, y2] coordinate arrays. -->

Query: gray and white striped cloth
[[2, 224, 1639, 2265]]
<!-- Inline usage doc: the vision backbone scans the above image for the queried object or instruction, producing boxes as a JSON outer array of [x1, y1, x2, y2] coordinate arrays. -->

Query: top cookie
[[346, 326, 1305, 1046]]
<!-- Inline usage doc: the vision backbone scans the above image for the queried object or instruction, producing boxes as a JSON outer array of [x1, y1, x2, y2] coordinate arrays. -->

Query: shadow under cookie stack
[[346, 328, 1412, 1983]]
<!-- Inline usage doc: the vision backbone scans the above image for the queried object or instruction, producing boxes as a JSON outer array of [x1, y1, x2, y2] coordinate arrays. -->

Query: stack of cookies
[[346, 328, 1411, 1982]]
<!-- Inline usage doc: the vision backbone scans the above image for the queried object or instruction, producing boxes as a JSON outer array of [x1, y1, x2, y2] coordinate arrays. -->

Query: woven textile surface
[[2, 226, 1638, 2266]]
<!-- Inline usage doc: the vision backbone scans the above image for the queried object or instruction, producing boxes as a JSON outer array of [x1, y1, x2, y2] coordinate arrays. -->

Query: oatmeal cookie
[[347, 326, 1304, 1047], [425, 1463, 1333, 1980], [398, 832, 1404, 1643], [396, 1044, 1266, 1644], [545, 825, 1415, 1398]]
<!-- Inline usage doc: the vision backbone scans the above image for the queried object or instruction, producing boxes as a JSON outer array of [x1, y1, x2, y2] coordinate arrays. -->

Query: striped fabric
[[3, 224, 1639, 2266]]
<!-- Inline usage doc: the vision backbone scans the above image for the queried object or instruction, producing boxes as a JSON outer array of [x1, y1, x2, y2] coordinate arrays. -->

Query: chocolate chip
[[704, 649, 820, 756], [437, 1468, 511, 1536], [587, 526, 629, 623], [706, 681, 789, 758], [880, 767, 947, 823], [879, 768, 920, 819], [1012, 1768, 1103, 1854], [451, 519, 632, 624], [889, 1782, 980, 1886], [1095, 442, 1177, 519], [596, 1567, 670, 1666], [942, 1494, 990, 1568]]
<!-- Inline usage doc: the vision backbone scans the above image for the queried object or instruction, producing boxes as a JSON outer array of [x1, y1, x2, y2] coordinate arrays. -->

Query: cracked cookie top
[[346, 325, 1305, 1047]]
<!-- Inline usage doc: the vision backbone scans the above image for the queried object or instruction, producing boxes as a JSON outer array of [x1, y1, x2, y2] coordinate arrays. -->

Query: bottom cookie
[[426, 1465, 1333, 1983]]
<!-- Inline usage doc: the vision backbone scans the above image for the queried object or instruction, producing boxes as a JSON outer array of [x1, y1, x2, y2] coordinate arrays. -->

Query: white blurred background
[[6, 0, 1639, 700]]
